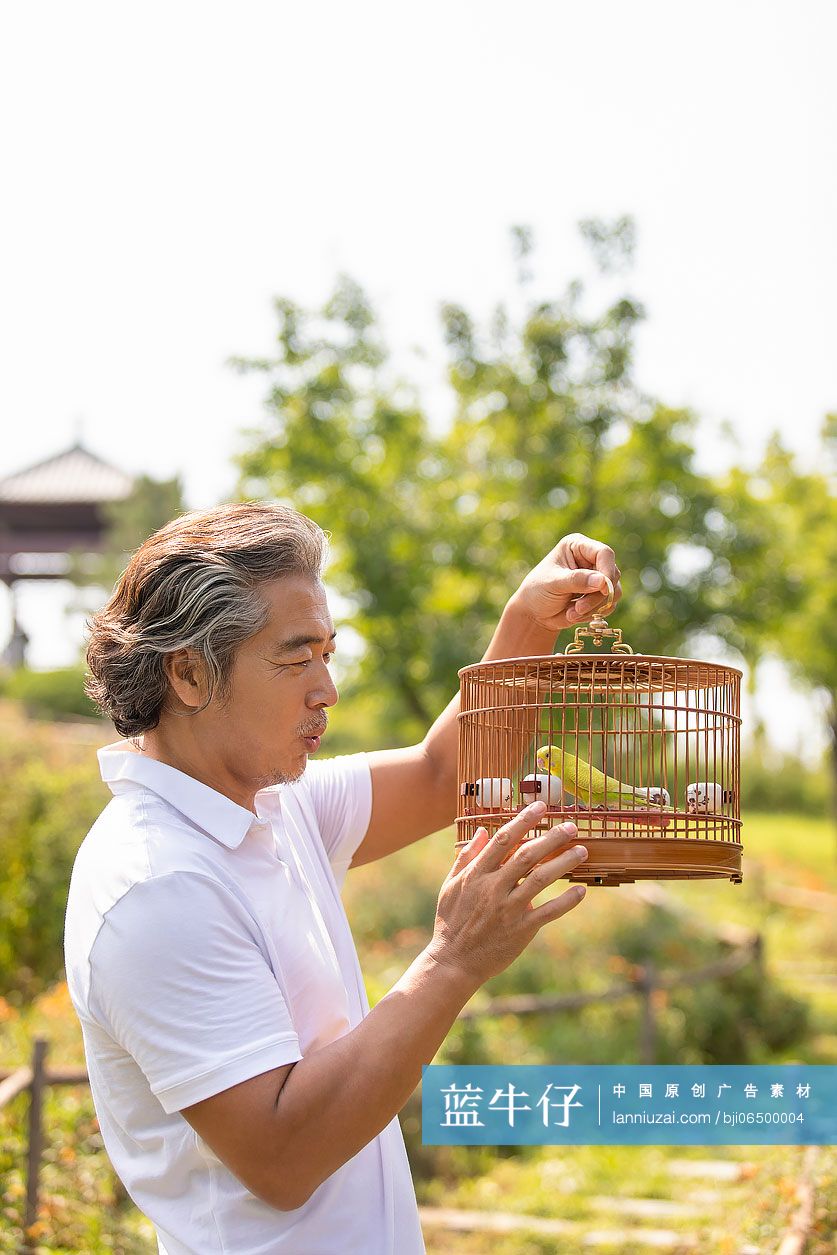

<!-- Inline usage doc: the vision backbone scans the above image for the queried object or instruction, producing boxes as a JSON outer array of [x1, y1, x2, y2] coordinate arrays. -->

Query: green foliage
[[608, 910, 810, 1064], [0, 666, 96, 722], [0, 734, 105, 1001], [228, 220, 837, 818], [740, 747, 830, 817], [232, 220, 739, 746], [438, 263, 722, 658], [712, 421, 837, 816], [753, 424, 837, 703], [233, 275, 445, 743], [435, 915, 811, 1072], [348, 815, 819, 1083], [578, 213, 637, 273]]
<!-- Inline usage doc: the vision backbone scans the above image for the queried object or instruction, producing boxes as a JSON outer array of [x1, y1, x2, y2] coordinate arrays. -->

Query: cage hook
[[564, 575, 635, 654]]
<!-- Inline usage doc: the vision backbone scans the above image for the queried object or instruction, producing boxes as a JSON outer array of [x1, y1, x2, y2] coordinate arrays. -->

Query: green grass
[[739, 809, 837, 886], [419, 1144, 837, 1252]]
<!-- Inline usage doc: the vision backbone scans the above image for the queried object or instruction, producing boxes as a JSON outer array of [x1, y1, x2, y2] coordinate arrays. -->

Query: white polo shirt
[[63, 740, 426, 1255]]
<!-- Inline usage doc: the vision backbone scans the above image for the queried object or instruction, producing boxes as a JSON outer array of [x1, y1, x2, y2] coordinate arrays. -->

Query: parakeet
[[536, 745, 673, 812]]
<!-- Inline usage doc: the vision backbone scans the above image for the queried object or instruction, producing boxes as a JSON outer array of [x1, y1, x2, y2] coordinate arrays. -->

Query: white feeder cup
[[473, 777, 513, 809], [686, 782, 732, 813], [635, 786, 671, 807], [520, 773, 563, 806]]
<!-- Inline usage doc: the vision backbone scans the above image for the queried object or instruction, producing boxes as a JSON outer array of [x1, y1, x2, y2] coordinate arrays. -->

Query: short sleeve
[[301, 752, 372, 883], [88, 872, 302, 1114]]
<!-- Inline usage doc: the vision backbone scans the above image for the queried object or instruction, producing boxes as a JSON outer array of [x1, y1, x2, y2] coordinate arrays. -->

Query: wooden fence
[[458, 931, 762, 1067], [0, 1041, 89, 1243]]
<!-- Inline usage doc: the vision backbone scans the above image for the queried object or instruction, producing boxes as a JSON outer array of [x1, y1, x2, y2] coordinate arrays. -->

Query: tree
[[231, 221, 740, 745], [232, 278, 449, 741], [436, 246, 724, 658], [713, 421, 837, 823]]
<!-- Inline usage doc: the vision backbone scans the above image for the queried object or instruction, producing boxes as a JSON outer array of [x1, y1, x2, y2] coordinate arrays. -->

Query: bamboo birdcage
[[456, 577, 742, 887]]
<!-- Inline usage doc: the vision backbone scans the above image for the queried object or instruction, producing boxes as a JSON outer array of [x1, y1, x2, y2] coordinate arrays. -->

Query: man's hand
[[427, 801, 589, 990], [509, 532, 623, 633]]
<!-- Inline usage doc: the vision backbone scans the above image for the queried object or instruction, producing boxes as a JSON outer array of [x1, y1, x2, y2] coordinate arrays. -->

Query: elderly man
[[63, 501, 621, 1255]]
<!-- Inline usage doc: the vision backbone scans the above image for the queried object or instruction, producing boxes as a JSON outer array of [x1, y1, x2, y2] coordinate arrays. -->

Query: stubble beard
[[253, 759, 308, 790]]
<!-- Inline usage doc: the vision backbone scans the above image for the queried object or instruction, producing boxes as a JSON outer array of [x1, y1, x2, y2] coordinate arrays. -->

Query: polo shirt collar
[[97, 740, 270, 850]]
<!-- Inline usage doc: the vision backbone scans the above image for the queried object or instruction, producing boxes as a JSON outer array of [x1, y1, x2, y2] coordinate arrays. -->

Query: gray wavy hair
[[85, 501, 329, 737]]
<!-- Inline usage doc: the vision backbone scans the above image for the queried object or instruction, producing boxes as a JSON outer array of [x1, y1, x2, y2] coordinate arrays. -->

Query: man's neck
[[139, 728, 258, 813]]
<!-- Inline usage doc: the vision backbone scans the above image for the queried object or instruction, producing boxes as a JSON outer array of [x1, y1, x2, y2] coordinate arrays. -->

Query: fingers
[[508, 841, 589, 904], [528, 881, 587, 929], [568, 575, 623, 621], [594, 544, 620, 589], [472, 801, 548, 873], [567, 535, 619, 583], [568, 592, 606, 620], [564, 536, 622, 619], [499, 819, 580, 885], [562, 568, 607, 596], [450, 826, 491, 875]]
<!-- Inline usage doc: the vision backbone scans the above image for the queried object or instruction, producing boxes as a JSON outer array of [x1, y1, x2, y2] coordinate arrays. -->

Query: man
[[64, 501, 621, 1254]]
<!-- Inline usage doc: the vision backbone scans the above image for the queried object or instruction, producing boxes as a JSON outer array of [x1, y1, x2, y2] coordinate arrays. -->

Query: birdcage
[[456, 578, 742, 886]]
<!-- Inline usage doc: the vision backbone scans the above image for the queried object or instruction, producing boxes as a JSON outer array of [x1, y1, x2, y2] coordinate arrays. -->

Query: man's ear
[[163, 649, 210, 712]]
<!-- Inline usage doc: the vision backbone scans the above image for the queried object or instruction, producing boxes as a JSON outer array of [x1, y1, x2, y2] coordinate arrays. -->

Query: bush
[[0, 666, 99, 722], [740, 746, 831, 817], [609, 908, 811, 1064], [0, 735, 106, 1002]]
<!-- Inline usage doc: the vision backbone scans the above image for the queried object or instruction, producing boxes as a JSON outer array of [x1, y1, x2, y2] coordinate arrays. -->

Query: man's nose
[[311, 673, 339, 707]]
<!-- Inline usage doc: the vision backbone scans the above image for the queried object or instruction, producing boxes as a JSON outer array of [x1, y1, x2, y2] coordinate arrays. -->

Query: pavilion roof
[[0, 442, 134, 504]]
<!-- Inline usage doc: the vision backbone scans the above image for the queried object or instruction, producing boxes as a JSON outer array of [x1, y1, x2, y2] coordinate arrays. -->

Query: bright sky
[[1, 1, 834, 755]]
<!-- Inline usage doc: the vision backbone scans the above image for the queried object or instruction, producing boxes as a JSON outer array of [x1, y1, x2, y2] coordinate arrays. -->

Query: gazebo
[[0, 442, 134, 667]]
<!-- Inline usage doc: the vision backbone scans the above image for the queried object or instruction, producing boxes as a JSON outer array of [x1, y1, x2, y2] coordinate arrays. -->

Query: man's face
[[206, 574, 339, 790]]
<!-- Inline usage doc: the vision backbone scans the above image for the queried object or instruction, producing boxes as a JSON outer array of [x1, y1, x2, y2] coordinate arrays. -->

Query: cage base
[[454, 835, 743, 887]]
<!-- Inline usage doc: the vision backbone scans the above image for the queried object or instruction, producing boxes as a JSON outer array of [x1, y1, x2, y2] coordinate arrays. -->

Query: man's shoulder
[[81, 784, 194, 838], [66, 790, 232, 965], [71, 789, 207, 891]]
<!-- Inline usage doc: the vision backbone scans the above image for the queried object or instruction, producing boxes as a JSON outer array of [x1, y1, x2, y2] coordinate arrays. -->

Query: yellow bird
[[536, 745, 673, 811]]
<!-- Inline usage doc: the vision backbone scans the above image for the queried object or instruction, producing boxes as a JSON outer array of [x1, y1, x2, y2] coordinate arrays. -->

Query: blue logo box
[[421, 1065, 837, 1145]]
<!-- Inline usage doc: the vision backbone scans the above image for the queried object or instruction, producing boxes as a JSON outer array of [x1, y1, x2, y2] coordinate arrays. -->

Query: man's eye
[[290, 653, 334, 669]]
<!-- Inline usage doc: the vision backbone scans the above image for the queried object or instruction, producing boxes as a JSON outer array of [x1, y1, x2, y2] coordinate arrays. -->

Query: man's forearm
[[269, 947, 478, 1205], [423, 597, 561, 803]]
